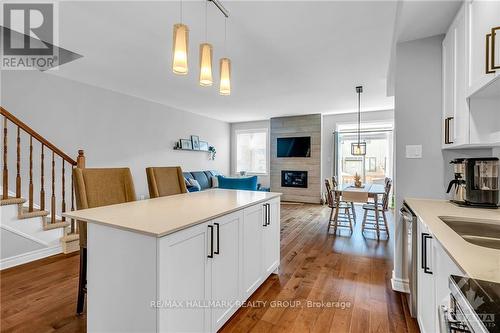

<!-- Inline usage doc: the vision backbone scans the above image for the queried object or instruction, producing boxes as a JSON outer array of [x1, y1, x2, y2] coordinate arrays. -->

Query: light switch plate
[[406, 145, 422, 159]]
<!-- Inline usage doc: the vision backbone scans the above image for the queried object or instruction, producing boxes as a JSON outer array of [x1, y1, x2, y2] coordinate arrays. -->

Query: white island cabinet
[[64, 189, 281, 333]]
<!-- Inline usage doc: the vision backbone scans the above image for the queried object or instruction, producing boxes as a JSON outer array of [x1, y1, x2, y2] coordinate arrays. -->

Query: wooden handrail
[[0, 107, 77, 165]]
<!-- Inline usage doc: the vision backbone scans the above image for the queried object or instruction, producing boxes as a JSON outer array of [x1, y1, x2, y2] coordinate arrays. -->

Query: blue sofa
[[183, 170, 220, 192], [182, 170, 268, 192], [217, 175, 258, 191]]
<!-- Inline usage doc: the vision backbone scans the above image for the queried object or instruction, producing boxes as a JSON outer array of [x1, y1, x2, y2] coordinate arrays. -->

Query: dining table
[[333, 183, 387, 238]]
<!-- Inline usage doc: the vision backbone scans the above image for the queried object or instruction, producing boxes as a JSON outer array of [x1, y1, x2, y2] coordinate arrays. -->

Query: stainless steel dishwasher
[[400, 201, 417, 318]]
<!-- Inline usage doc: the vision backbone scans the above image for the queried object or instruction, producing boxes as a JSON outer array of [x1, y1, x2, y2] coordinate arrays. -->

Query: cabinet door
[[262, 199, 280, 276], [453, 7, 470, 146], [467, 0, 500, 93], [158, 222, 211, 333], [241, 203, 264, 300], [211, 211, 242, 332], [442, 31, 455, 146], [417, 219, 436, 333], [433, 240, 464, 330]]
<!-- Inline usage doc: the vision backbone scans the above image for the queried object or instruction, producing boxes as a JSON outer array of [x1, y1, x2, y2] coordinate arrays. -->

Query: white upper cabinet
[[442, 5, 469, 148], [467, 0, 500, 95], [442, 1, 500, 149]]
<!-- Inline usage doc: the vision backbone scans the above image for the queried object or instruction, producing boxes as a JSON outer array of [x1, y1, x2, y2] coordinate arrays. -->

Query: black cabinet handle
[[421, 233, 433, 274], [266, 204, 271, 226], [421, 233, 426, 269], [263, 204, 268, 227], [208, 225, 214, 258], [214, 223, 220, 255], [444, 117, 454, 144]]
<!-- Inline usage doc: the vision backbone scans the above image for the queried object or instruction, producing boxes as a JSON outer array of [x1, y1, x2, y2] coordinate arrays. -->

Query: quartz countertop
[[63, 189, 281, 237], [405, 198, 500, 283]]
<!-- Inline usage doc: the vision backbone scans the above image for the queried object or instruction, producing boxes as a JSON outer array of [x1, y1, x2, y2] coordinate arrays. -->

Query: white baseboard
[[0, 224, 49, 246], [0, 244, 62, 270], [391, 270, 410, 293]]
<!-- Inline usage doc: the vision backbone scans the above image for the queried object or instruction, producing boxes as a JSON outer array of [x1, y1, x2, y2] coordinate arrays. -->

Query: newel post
[[77, 150, 85, 169]]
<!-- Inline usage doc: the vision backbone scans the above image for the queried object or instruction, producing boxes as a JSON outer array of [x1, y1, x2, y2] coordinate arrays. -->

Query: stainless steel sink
[[438, 216, 500, 250]]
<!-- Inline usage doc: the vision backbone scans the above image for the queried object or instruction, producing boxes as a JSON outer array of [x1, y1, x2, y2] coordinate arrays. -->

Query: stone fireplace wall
[[270, 114, 322, 203]]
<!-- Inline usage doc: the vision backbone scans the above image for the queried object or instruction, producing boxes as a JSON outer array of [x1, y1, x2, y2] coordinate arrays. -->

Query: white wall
[[321, 109, 394, 183], [393, 35, 492, 288], [230, 120, 271, 187], [1, 70, 230, 200]]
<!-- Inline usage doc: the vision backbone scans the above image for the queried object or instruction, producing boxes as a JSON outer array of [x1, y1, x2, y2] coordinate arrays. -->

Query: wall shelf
[[173, 147, 209, 152]]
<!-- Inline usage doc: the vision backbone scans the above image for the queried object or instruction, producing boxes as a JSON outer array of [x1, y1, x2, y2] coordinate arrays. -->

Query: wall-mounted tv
[[277, 137, 311, 157]]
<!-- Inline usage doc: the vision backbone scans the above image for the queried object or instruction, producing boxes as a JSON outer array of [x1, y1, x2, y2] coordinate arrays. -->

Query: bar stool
[[73, 168, 137, 314]]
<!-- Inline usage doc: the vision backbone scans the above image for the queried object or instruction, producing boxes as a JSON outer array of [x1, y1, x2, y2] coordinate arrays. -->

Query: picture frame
[[199, 140, 209, 151], [180, 139, 192, 150], [191, 135, 200, 150]]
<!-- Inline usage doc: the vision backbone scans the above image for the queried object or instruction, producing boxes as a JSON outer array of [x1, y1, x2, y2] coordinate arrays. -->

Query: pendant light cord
[[357, 90, 361, 145], [224, 17, 227, 55], [205, 0, 208, 41], [180, 0, 183, 23]]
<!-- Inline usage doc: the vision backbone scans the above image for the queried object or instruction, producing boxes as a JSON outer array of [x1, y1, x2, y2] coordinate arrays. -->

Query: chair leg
[[350, 202, 356, 223], [346, 208, 353, 233], [327, 207, 334, 233], [77, 247, 87, 315], [382, 210, 389, 237], [362, 209, 368, 231]]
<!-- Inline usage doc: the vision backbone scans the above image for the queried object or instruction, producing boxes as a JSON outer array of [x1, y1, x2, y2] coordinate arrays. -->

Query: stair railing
[[1, 106, 85, 235]]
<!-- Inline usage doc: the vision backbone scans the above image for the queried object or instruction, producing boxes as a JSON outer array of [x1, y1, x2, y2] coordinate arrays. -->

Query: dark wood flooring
[[1, 203, 418, 333]]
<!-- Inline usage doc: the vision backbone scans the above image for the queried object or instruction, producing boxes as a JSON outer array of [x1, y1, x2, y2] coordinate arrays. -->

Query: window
[[235, 129, 268, 174]]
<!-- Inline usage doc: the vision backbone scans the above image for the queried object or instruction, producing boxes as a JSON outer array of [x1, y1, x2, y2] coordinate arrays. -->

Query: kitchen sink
[[438, 216, 500, 250]]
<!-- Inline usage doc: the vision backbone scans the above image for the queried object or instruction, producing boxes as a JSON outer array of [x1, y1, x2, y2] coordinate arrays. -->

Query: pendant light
[[172, 0, 189, 75], [351, 86, 366, 155], [199, 1, 213, 86], [219, 18, 231, 95]]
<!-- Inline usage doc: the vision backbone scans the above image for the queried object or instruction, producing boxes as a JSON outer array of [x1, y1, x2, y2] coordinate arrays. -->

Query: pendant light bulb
[[219, 57, 231, 95], [172, 23, 189, 75], [199, 43, 213, 86]]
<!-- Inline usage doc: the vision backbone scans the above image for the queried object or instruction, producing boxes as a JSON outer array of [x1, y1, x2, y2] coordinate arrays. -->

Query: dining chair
[[146, 166, 188, 198], [332, 176, 357, 222], [362, 178, 392, 237], [73, 167, 137, 314]]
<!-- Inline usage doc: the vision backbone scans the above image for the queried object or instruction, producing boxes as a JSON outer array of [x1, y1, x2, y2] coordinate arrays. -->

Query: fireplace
[[281, 171, 308, 188]]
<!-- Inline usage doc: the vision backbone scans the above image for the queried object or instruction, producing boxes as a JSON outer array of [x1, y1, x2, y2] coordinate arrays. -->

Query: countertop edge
[[62, 191, 282, 238]]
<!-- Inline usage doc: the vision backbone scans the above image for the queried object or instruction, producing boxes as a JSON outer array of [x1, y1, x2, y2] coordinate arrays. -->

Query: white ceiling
[[49, 1, 399, 123], [48, 0, 461, 123]]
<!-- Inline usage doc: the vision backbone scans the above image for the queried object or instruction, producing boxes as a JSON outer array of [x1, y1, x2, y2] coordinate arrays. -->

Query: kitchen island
[[64, 189, 281, 333]]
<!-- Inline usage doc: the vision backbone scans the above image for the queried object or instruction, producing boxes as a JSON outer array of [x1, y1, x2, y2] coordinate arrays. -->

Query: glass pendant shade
[[219, 58, 231, 95], [172, 23, 189, 75], [351, 142, 366, 156], [199, 43, 213, 86]]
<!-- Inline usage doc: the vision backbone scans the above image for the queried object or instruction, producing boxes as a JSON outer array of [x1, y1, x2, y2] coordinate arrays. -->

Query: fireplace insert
[[281, 171, 308, 188]]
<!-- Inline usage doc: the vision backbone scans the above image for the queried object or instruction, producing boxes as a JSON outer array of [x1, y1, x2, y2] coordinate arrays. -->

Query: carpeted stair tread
[[18, 207, 49, 219], [0, 196, 26, 206]]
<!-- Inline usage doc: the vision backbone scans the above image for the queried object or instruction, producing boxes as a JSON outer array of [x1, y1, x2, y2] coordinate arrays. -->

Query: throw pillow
[[188, 178, 202, 191], [211, 176, 219, 188]]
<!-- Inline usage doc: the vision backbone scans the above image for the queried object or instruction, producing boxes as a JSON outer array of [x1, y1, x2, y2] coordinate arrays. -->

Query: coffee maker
[[447, 159, 467, 205], [464, 157, 499, 208]]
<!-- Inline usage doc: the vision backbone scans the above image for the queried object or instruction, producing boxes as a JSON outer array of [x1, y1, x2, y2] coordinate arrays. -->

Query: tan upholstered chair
[[73, 167, 137, 314], [146, 166, 187, 198]]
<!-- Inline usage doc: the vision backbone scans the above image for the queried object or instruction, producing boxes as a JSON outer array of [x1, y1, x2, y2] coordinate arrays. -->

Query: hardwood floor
[[0, 203, 418, 333]]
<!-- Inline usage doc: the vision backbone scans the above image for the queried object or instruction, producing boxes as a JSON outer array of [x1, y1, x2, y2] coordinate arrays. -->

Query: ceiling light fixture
[[219, 17, 231, 96], [351, 86, 366, 156], [172, 0, 189, 75], [199, 1, 213, 86]]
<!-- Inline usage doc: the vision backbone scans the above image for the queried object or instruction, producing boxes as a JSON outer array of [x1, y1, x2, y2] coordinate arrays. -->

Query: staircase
[[1, 107, 85, 262]]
